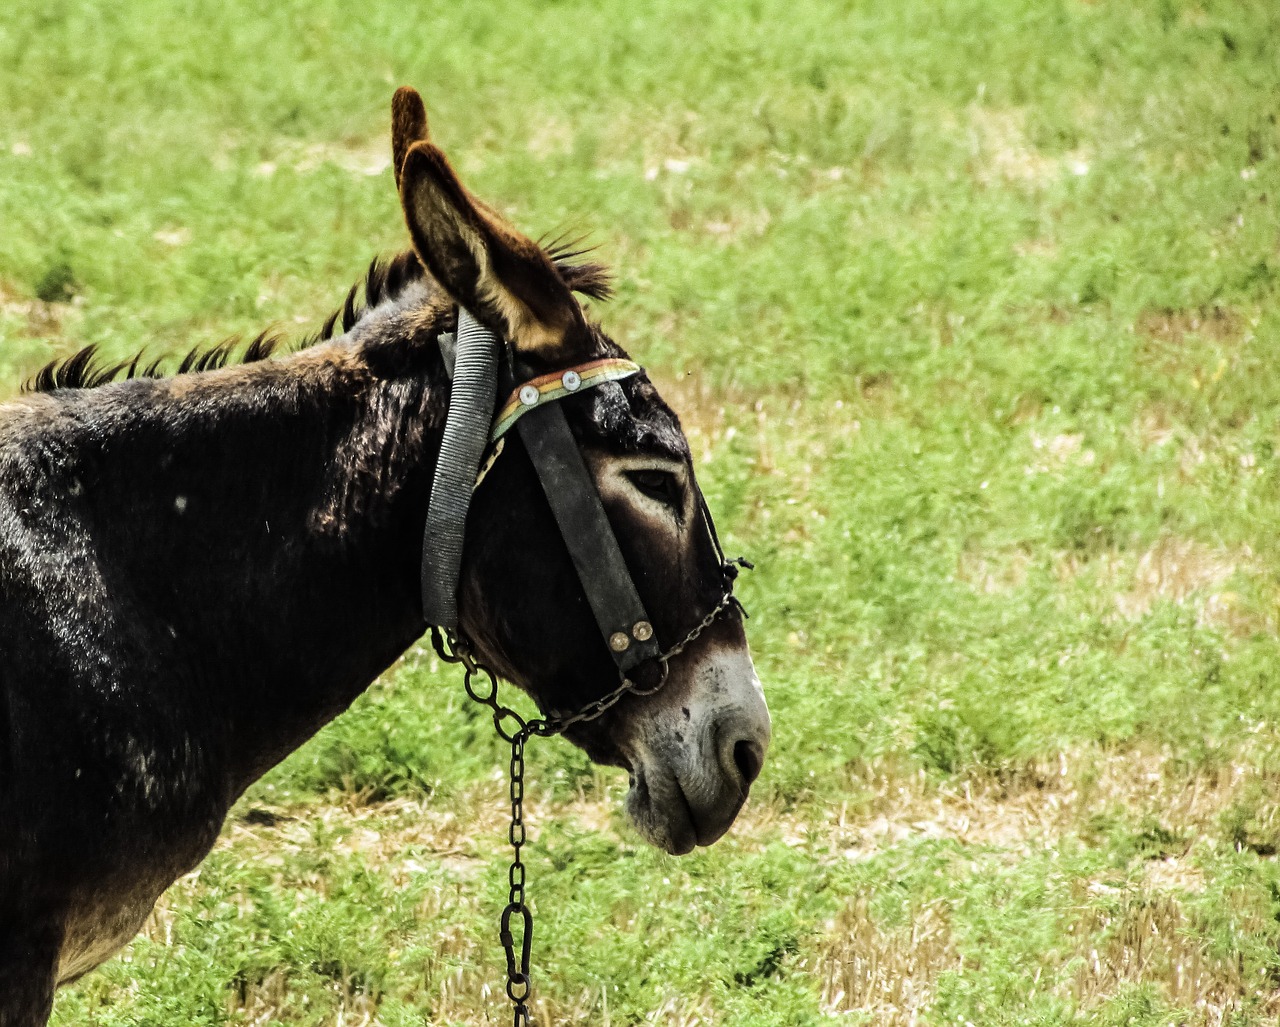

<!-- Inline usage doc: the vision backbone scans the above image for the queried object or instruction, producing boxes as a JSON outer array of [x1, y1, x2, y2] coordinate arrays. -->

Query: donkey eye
[[626, 469, 680, 506]]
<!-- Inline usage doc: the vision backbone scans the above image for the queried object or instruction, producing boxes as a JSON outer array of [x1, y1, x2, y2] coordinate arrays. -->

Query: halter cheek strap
[[515, 401, 661, 673]]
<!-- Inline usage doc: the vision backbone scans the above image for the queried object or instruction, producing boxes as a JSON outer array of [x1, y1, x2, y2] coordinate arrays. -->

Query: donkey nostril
[[733, 738, 764, 786]]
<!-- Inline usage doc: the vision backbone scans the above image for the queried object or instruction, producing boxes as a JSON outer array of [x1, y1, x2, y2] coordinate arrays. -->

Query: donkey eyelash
[[624, 469, 681, 507]]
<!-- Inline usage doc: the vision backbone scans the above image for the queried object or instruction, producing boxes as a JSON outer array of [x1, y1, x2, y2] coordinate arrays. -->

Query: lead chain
[[428, 567, 747, 1027], [502, 729, 534, 1025]]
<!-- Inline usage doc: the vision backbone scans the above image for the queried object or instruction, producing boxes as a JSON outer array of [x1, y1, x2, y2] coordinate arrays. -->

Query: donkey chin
[[614, 639, 771, 856]]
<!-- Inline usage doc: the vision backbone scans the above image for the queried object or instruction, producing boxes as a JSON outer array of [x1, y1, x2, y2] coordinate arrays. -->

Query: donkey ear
[[397, 138, 587, 358], [391, 87, 430, 190]]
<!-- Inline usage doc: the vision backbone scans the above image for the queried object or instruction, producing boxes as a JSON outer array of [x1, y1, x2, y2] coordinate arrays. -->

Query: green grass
[[5, 0, 1280, 1022]]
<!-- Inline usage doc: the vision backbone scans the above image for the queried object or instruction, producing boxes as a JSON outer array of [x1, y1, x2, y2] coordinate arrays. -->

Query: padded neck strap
[[420, 308, 498, 628]]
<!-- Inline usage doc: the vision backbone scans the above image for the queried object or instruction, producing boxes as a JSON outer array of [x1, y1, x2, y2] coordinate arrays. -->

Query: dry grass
[[956, 547, 1033, 594], [196, 743, 1280, 889], [954, 530, 1264, 635], [126, 743, 1280, 1025], [967, 107, 1090, 188], [817, 896, 960, 1023], [958, 533, 1263, 635], [1065, 889, 1274, 1025], [1133, 307, 1251, 394], [845, 745, 1280, 855], [0, 278, 74, 342], [1052, 536, 1263, 634], [1135, 307, 1244, 347], [1111, 537, 1254, 629], [251, 138, 391, 180], [805, 746, 1280, 1023], [1025, 430, 1096, 475]]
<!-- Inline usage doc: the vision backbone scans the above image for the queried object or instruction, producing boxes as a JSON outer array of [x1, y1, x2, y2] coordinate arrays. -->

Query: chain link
[[540, 590, 741, 734], [429, 573, 746, 1027]]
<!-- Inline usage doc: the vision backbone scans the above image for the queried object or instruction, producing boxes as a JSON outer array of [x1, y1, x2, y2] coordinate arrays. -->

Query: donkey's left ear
[[397, 133, 588, 360], [391, 87, 430, 190]]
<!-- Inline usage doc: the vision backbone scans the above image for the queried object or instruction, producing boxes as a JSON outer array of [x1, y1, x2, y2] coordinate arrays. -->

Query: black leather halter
[[420, 307, 660, 672], [419, 308, 750, 1027]]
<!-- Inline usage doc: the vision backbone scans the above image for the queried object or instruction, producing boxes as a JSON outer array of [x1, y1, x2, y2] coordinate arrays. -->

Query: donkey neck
[[28, 329, 447, 791]]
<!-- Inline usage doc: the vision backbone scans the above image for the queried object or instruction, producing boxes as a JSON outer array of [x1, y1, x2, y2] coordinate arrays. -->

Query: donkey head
[[393, 89, 770, 855]]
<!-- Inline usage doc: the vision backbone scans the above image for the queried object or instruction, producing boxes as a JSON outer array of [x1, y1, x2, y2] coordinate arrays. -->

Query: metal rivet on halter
[[519, 384, 540, 406], [561, 370, 582, 392], [609, 631, 631, 653], [632, 621, 653, 642]]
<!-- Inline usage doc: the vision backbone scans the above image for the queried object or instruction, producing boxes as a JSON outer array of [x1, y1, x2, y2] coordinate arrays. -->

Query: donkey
[[0, 89, 770, 1025]]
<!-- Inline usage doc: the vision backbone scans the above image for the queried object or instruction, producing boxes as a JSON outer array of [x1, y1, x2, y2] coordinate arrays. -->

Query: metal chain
[[430, 629, 538, 1025], [428, 567, 747, 1027]]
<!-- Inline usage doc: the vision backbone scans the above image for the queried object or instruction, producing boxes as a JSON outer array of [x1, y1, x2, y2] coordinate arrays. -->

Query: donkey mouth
[[626, 771, 696, 855], [625, 768, 747, 856]]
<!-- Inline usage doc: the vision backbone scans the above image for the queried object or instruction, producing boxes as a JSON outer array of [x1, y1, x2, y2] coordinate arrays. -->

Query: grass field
[[4, 0, 1280, 1023]]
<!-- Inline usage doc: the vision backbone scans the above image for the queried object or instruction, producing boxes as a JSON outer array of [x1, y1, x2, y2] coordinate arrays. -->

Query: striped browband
[[490, 358, 640, 442]]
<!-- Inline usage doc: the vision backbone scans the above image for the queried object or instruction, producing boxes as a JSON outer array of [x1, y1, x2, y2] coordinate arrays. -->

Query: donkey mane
[[24, 242, 611, 394]]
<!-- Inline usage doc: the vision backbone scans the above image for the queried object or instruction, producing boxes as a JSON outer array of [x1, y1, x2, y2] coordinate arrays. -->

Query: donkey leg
[[0, 916, 62, 1027]]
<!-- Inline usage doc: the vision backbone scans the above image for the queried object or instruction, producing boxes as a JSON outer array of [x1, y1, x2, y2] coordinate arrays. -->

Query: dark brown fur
[[0, 88, 758, 1027]]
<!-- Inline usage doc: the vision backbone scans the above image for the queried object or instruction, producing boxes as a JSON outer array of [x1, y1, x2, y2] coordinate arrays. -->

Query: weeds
[[4, 0, 1279, 1022]]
